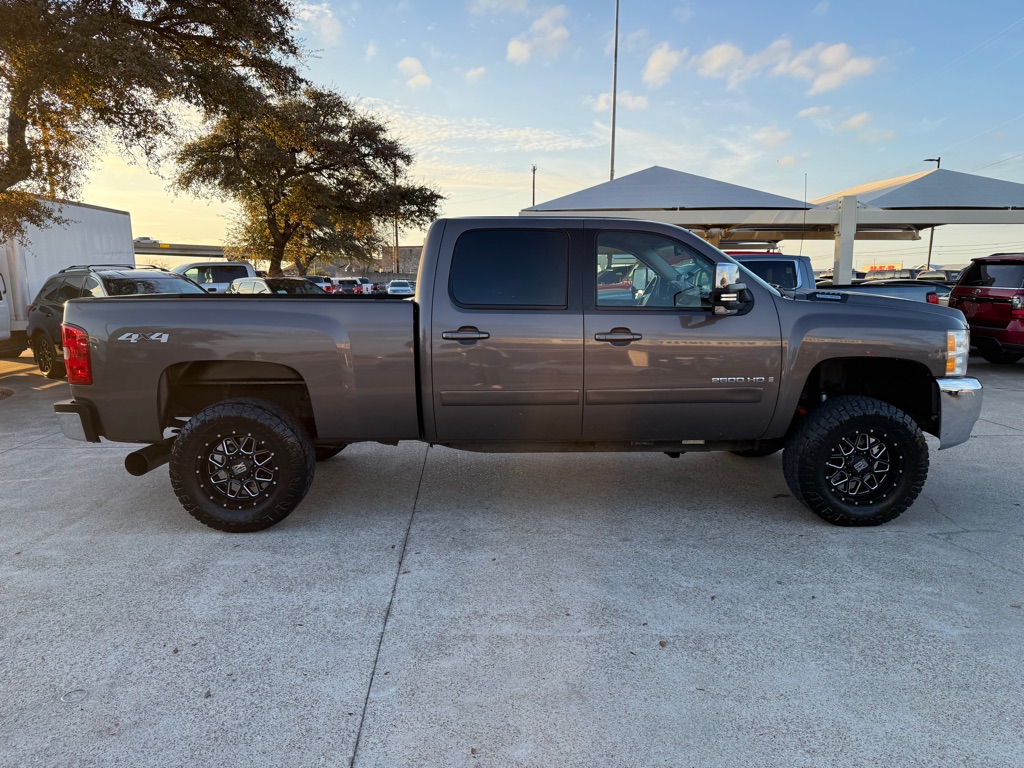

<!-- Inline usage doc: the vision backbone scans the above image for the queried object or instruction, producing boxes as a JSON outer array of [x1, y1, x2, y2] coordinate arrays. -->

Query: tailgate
[[951, 287, 1016, 329]]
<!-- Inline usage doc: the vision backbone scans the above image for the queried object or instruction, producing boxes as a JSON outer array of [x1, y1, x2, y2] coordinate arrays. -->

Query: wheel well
[[797, 357, 938, 436], [160, 360, 318, 437]]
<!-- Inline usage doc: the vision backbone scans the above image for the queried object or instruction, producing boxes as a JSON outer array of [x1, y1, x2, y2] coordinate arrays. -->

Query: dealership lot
[[1, 351, 1022, 767]]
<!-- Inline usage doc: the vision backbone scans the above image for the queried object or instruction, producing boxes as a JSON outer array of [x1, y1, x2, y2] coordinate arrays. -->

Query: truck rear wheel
[[782, 396, 928, 526], [169, 399, 315, 532]]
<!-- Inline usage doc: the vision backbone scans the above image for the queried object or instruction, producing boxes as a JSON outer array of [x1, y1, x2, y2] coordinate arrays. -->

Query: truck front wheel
[[169, 399, 316, 532], [782, 396, 928, 526]]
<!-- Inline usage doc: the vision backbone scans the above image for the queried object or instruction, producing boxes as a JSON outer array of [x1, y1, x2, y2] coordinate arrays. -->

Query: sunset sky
[[81, 1, 1024, 269]]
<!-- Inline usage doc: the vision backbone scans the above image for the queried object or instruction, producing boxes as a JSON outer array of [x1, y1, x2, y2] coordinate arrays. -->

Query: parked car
[[386, 279, 414, 296], [725, 251, 817, 291], [303, 275, 337, 294], [170, 261, 257, 293], [948, 253, 1024, 365], [916, 269, 962, 282], [332, 277, 362, 294], [862, 268, 921, 281], [815, 279, 950, 305], [225, 277, 328, 295], [26, 264, 206, 378]]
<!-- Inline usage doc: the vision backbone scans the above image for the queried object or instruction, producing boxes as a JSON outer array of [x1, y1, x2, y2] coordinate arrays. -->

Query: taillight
[[1012, 295, 1023, 321], [62, 323, 92, 385], [926, 292, 938, 304]]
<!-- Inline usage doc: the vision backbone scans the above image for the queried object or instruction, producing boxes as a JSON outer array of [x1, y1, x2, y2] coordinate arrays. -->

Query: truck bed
[[62, 294, 420, 443]]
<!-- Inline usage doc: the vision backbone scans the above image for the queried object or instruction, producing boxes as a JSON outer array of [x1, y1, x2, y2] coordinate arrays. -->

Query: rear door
[[430, 223, 584, 443], [950, 259, 1024, 329], [582, 224, 783, 442]]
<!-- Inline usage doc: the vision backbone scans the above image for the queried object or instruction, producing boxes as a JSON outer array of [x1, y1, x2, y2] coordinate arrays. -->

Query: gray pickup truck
[[54, 217, 982, 532]]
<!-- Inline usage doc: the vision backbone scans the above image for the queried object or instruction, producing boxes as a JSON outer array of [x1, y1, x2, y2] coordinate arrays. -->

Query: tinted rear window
[[102, 276, 207, 295], [450, 229, 569, 307], [960, 261, 1024, 289], [735, 259, 799, 290], [265, 279, 324, 294]]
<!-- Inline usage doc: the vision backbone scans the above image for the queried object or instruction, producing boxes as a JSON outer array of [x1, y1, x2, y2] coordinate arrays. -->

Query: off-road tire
[[169, 399, 315, 532], [782, 396, 928, 526], [731, 439, 784, 458], [34, 332, 66, 379], [979, 348, 1023, 365], [314, 445, 347, 461]]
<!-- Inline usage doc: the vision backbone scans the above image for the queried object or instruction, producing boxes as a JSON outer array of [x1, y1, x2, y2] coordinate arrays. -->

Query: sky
[[80, 0, 1024, 270]]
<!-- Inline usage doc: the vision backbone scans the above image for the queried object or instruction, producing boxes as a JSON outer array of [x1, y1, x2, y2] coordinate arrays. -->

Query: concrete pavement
[[1, 349, 1022, 767]]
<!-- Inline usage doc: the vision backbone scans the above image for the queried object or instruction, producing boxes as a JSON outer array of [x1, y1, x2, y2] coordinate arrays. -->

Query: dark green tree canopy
[[176, 87, 443, 276], [0, 0, 301, 238]]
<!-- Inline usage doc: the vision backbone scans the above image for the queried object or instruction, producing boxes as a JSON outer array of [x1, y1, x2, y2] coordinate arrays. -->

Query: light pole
[[924, 157, 941, 268], [609, 0, 619, 181]]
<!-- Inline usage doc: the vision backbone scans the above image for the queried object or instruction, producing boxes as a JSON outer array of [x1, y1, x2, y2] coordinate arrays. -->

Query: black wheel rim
[[823, 428, 903, 505], [38, 338, 53, 372], [197, 432, 278, 509]]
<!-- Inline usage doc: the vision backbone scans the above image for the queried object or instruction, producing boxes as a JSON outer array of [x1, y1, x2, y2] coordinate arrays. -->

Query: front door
[[430, 225, 584, 443], [582, 226, 783, 443]]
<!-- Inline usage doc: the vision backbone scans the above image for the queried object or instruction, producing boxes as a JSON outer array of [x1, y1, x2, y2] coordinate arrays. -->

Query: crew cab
[[53, 217, 983, 532]]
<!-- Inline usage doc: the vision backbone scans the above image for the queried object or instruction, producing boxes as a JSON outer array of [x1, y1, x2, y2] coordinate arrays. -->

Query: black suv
[[26, 264, 206, 378]]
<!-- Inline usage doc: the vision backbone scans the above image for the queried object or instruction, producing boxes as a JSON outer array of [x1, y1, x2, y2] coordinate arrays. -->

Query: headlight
[[946, 330, 969, 377]]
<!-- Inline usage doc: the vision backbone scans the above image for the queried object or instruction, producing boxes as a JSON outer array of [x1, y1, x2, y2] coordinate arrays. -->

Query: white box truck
[[0, 200, 134, 357]]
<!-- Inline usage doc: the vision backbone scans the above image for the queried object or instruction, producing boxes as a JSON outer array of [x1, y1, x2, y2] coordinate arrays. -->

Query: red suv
[[949, 253, 1024, 365]]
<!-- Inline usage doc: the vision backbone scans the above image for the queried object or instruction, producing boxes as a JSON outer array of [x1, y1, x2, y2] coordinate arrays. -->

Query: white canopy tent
[[521, 166, 1024, 282]]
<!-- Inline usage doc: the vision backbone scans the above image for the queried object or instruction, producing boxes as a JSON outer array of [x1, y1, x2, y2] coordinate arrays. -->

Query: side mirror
[[712, 263, 751, 315]]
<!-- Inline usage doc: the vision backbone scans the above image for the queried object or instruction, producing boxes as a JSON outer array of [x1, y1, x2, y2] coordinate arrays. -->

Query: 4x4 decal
[[117, 332, 169, 343]]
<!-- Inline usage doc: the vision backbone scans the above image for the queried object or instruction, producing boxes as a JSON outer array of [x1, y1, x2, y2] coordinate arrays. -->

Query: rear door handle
[[595, 329, 643, 342], [442, 327, 490, 341]]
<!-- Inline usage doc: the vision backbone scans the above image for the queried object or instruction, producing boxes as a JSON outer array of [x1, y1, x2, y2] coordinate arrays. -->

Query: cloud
[[778, 155, 797, 166], [365, 42, 378, 61], [755, 126, 790, 148], [643, 42, 687, 88], [797, 105, 831, 118], [691, 37, 880, 94], [839, 112, 897, 142], [840, 112, 872, 131], [590, 91, 649, 111], [507, 39, 531, 64], [397, 57, 432, 89], [697, 43, 744, 79], [813, 1, 830, 16], [294, 2, 343, 46], [470, 0, 530, 13], [361, 99, 604, 156], [466, 66, 487, 83], [673, 5, 694, 23], [507, 6, 570, 64]]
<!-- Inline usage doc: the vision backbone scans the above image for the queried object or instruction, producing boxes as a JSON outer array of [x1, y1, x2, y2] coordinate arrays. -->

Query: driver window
[[595, 231, 713, 309]]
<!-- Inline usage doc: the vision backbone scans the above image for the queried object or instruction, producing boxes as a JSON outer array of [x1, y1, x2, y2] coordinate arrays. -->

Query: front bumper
[[936, 378, 983, 449], [53, 399, 101, 443]]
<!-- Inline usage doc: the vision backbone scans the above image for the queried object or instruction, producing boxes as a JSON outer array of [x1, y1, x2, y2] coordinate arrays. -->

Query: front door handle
[[442, 327, 490, 342], [595, 328, 643, 343]]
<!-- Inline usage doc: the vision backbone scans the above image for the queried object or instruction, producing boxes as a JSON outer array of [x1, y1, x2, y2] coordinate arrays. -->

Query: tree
[[175, 87, 443, 277], [0, 0, 301, 239]]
